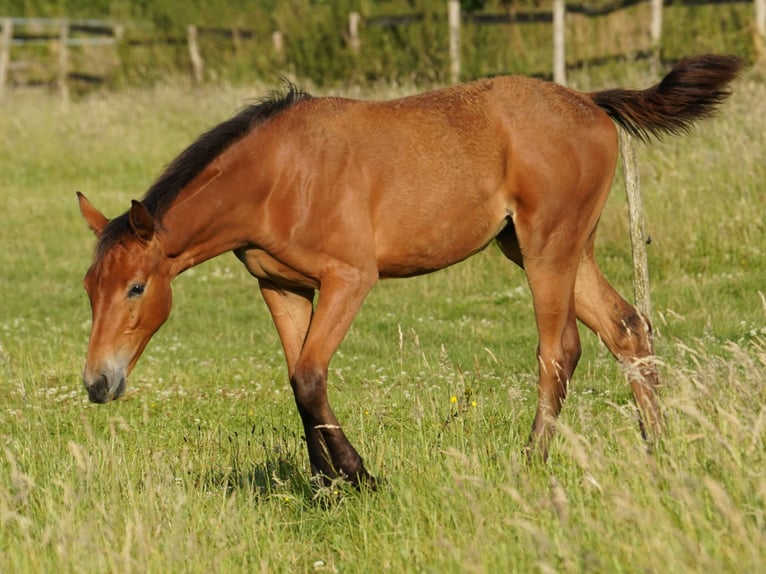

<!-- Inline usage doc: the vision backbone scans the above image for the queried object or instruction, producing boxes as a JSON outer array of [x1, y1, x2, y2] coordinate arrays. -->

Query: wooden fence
[[0, 17, 283, 99], [0, 17, 121, 101], [2, 0, 764, 100], [351, 0, 766, 84]]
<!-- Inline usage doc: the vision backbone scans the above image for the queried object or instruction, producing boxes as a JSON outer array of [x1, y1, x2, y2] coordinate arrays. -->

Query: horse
[[78, 54, 741, 487]]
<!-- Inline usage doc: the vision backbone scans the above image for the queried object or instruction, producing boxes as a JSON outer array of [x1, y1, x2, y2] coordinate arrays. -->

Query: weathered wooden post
[[448, 0, 461, 84], [58, 19, 70, 104], [112, 23, 124, 42], [756, 0, 766, 60], [618, 128, 652, 319], [0, 18, 12, 96], [349, 12, 361, 55], [272, 30, 284, 62], [232, 28, 242, 52], [553, 0, 566, 85], [187, 25, 204, 83], [650, 0, 663, 73]]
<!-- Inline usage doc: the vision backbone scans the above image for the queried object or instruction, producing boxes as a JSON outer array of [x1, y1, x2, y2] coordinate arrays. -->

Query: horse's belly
[[376, 210, 509, 278], [234, 247, 319, 289]]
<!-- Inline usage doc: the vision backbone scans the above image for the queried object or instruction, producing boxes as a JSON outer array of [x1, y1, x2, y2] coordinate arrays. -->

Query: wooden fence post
[[232, 28, 242, 52], [619, 128, 652, 320], [349, 12, 361, 54], [58, 19, 70, 104], [0, 18, 12, 96], [187, 25, 204, 83], [756, 0, 766, 59], [650, 0, 663, 72], [272, 30, 284, 61], [448, 0, 461, 84], [553, 0, 566, 85]]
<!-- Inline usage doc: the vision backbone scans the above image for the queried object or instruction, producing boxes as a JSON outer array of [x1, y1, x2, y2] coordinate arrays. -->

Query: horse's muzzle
[[84, 372, 126, 403]]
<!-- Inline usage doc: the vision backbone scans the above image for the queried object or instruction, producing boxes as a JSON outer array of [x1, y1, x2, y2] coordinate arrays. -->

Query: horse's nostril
[[85, 374, 110, 404], [113, 377, 126, 400]]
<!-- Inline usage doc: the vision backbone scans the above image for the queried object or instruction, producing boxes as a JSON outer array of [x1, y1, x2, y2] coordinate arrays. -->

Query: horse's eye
[[127, 283, 145, 298]]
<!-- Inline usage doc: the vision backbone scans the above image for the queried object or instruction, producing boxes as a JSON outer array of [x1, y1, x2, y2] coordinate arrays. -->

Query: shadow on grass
[[182, 423, 377, 504]]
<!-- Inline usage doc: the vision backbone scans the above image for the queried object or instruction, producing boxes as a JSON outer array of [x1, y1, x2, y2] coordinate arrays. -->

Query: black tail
[[590, 54, 742, 142]]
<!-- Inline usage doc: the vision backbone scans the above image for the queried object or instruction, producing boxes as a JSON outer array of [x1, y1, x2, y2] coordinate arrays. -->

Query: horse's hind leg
[[574, 245, 662, 441]]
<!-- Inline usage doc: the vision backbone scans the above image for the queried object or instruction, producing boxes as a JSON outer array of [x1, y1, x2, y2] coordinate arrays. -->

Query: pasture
[[1, 66, 765, 572]]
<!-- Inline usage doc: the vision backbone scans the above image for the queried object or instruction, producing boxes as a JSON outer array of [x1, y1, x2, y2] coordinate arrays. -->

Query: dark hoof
[[311, 466, 379, 492]]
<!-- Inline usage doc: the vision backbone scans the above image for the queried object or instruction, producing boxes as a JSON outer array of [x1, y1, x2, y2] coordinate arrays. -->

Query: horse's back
[[276, 75, 616, 189]]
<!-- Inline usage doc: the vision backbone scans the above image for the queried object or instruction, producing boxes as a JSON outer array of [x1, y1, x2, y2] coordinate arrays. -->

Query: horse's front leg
[[260, 272, 377, 488], [292, 374, 374, 487]]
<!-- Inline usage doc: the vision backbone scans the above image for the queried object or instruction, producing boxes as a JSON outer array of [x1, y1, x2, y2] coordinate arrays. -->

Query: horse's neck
[[160, 153, 264, 277]]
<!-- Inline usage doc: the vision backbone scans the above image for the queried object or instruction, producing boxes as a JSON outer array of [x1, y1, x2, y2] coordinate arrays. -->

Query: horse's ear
[[129, 200, 155, 243], [77, 192, 109, 237]]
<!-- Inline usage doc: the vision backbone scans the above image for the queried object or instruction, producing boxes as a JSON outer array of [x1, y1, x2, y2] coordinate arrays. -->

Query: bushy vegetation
[[2, 0, 759, 87]]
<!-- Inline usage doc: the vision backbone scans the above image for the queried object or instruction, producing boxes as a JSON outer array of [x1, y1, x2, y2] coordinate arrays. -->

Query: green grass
[[1, 68, 765, 572]]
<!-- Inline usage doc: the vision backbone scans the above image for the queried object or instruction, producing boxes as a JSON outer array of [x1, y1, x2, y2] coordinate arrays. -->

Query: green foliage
[[1, 0, 758, 87], [273, 0, 357, 82]]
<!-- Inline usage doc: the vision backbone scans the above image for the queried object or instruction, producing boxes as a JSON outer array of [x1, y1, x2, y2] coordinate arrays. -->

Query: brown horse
[[78, 55, 740, 487]]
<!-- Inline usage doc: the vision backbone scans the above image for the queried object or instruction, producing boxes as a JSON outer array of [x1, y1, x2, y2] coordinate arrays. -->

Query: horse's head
[[77, 193, 172, 403]]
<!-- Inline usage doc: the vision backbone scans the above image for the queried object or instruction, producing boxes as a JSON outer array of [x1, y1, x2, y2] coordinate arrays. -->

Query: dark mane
[[95, 83, 311, 258]]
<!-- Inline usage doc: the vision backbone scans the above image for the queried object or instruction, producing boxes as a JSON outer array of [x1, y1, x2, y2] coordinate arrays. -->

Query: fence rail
[[4, 17, 118, 44], [367, 13, 425, 27]]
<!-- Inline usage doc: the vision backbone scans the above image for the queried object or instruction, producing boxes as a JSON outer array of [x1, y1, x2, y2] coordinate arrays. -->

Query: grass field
[[1, 65, 765, 572]]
